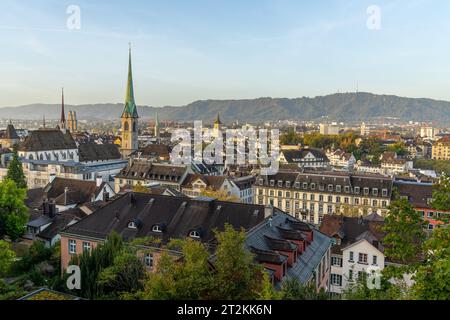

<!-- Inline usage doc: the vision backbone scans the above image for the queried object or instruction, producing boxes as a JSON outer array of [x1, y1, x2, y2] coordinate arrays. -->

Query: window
[[144, 253, 154, 268], [303, 193, 307, 200], [331, 274, 342, 286], [363, 188, 369, 195], [372, 200, 378, 207], [303, 182, 308, 189], [327, 205, 333, 214], [328, 195, 333, 202], [372, 255, 378, 265], [278, 181, 283, 187], [69, 240, 76, 254], [428, 224, 434, 230], [318, 204, 323, 214], [278, 191, 282, 197], [382, 201, 387, 208], [358, 253, 368, 264], [372, 188, 378, 196], [328, 184, 333, 192], [190, 230, 201, 238], [336, 185, 341, 192], [286, 201, 291, 210], [269, 190, 275, 196], [319, 195, 324, 202], [286, 181, 291, 188], [331, 256, 343, 267], [349, 269, 353, 281], [295, 192, 299, 199], [152, 225, 162, 233], [310, 183, 316, 190], [349, 251, 354, 262], [309, 203, 315, 213], [344, 186, 350, 193], [427, 212, 434, 218], [310, 194, 315, 201], [270, 180, 275, 186], [344, 197, 349, 204], [336, 196, 341, 203], [286, 192, 291, 198], [354, 187, 360, 194], [82, 241, 91, 252]]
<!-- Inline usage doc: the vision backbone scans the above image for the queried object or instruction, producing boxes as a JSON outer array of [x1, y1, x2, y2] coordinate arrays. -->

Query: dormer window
[[286, 181, 291, 188], [303, 182, 308, 189], [336, 185, 341, 192], [278, 181, 283, 187], [270, 180, 275, 186], [328, 184, 333, 192], [382, 189, 388, 197], [128, 221, 137, 229], [364, 188, 369, 195], [189, 230, 201, 239], [373, 188, 378, 196], [354, 187, 360, 194], [259, 179, 264, 185], [152, 225, 163, 233], [294, 182, 300, 189], [310, 183, 315, 190], [344, 186, 350, 193]]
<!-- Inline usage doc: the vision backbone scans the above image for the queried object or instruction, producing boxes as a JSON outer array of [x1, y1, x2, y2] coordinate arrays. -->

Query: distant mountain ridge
[[1, 92, 450, 124]]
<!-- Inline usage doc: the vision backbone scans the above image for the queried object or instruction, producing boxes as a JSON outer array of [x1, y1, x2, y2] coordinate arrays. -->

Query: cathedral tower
[[120, 46, 139, 158]]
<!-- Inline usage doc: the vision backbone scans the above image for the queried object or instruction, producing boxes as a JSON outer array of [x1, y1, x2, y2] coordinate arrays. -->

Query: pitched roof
[[37, 208, 85, 241], [245, 210, 332, 287], [319, 215, 385, 254], [134, 144, 171, 159], [116, 161, 188, 182], [394, 181, 433, 208], [62, 193, 265, 244], [43, 177, 107, 205], [17, 129, 77, 152], [281, 148, 329, 163], [78, 143, 121, 162], [181, 174, 227, 190]]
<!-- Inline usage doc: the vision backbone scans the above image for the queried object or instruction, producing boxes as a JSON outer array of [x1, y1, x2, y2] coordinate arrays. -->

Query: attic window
[[294, 182, 300, 188], [152, 225, 163, 233], [270, 180, 275, 186], [189, 230, 201, 239], [310, 183, 315, 190], [286, 181, 291, 188], [128, 221, 137, 229], [278, 181, 283, 187], [344, 186, 350, 193], [354, 187, 360, 194], [259, 179, 264, 185]]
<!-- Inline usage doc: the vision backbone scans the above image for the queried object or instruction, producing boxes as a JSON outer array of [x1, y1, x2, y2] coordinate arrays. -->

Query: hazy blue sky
[[1, 0, 450, 107]]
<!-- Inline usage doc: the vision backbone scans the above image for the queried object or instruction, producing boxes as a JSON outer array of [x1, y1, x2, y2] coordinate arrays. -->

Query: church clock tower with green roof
[[120, 46, 139, 158]]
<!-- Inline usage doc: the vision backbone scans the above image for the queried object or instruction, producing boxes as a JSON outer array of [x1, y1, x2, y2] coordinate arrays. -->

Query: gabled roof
[[78, 143, 121, 162], [281, 148, 329, 163], [245, 210, 332, 287], [17, 129, 77, 152], [61, 193, 265, 244], [182, 174, 227, 190], [43, 177, 107, 205]]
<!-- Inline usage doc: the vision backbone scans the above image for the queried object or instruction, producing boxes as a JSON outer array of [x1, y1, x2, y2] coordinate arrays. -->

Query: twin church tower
[[119, 46, 160, 158]]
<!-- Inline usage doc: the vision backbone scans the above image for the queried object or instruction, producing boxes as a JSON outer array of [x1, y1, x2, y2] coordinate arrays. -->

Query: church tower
[[154, 112, 160, 141], [214, 113, 222, 131], [60, 88, 66, 131], [120, 46, 139, 158]]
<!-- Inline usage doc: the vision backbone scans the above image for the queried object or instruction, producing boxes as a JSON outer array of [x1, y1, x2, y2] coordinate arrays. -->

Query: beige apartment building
[[253, 170, 393, 225]]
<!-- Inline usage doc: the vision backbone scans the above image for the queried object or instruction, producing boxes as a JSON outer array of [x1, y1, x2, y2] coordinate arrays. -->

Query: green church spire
[[121, 45, 139, 118]]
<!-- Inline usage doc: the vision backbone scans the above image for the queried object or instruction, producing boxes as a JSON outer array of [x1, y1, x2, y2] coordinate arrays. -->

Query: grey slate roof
[[62, 193, 265, 244], [245, 209, 332, 288], [78, 143, 121, 162], [17, 129, 77, 152]]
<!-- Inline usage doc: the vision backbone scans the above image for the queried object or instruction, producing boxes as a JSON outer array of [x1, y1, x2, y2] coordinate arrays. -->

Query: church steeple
[[121, 45, 139, 119], [120, 45, 139, 158], [60, 87, 66, 129], [214, 112, 222, 131], [154, 112, 160, 140]]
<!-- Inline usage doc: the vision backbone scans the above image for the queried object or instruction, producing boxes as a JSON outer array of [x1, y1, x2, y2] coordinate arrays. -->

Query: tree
[[200, 188, 240, 202], [0, 240, 15, 277], [132, 182, 150, 194], [431, 173, 450, 215], [280, 128, 302, 146], [280, 277, 328, 300], [212, 224, 270, 300], [382, 198, 426, 265], [412, 226, 450, 300], [70, 232, 124, 299], [138, 238, 214, 300], [98, 249, 145, 299], [0, 179, 29, 241], [137, 224, 275, 300], [6, 150, 27, 189], [342, 271, 412, 300]]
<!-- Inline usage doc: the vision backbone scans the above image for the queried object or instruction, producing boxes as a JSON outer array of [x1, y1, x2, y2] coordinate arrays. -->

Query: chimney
[[42, 198, 49, 215], [96, 175, 103, 187], [49, 201, 56, 218], [64, 187, 69, 205]]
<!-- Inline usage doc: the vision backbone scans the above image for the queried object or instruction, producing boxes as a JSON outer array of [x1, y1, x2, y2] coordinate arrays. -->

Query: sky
[[1, 0, 450, 107]]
